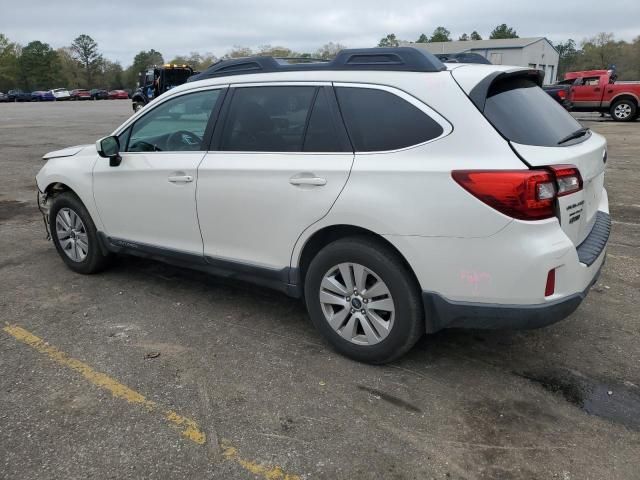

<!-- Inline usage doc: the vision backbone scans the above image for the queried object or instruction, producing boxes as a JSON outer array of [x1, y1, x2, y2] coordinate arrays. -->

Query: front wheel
[[304, 237, 424, 364], [49, 192, 112, 274], [132, 101, 144, 112], [610, 99, 637, 122]]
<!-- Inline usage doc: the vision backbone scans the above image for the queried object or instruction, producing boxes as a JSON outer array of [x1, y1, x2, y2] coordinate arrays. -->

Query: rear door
[[480, 75, 607, 246], [197, 83, 353, 273]]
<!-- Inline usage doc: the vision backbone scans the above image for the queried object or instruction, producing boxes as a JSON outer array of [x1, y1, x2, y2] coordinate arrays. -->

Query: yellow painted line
[[3, 325, 203, 443], [3, 325, 300, 480], [221, 440, 300, 480]]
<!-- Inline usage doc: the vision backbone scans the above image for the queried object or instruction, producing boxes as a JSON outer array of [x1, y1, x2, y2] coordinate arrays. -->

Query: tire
[[49, 192, 112, 274], [610, 99, 637, 122], [304, 236, 424, 364], [133, 101, 144, 112]]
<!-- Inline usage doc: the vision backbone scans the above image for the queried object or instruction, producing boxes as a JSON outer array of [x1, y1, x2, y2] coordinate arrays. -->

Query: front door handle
[[289, 176, 327, 186], [168, 175, 193, 183]]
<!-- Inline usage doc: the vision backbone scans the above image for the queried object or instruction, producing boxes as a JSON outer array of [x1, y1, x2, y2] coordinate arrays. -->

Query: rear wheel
[[610, 99, 637, 122], [133, 101, 144, 112], [49, 192, 112, 274], [304, 237, 424, 364]]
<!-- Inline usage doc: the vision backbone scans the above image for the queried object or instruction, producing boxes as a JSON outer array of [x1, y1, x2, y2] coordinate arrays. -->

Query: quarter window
[[220, 86, 316, 152], [335, 87, 444, 152], [127, 90, 220, 152]]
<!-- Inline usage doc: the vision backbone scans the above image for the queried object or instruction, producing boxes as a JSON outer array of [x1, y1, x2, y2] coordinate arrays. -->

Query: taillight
[[549, 165, 583, 197], [558, 90, 566, 100], [452, 166, 583, 221]]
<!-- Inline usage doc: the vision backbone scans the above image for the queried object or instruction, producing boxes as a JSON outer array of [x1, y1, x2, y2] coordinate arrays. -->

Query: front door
[[93, 88, 224, 254], [571, 76, 602, 109], [197, 84, 354, 274]]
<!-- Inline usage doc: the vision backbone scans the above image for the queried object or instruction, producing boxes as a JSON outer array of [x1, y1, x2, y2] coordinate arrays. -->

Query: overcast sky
[[2, 0, 638, 66]]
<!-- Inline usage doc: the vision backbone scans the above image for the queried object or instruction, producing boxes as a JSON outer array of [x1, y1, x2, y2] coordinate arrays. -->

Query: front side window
[[220, 86, 316, 151], [583, 77, 600, 86], [127, 90, 220, 152], [335, 87, 445, 152]]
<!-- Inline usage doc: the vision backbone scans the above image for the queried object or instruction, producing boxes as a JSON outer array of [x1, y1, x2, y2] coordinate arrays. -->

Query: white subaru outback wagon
[[36, 48, 610, 364]]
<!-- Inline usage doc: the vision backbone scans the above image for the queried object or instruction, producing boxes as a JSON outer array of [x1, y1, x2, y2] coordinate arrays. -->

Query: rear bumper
[[422, 260, 602, 331], [420, 211, 610, 332]]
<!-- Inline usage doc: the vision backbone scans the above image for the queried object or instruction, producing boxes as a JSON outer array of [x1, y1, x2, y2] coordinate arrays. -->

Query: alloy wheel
[[614, 103, 632, 120], [319, 262, 395, 346], [55, 208, 89, 262]]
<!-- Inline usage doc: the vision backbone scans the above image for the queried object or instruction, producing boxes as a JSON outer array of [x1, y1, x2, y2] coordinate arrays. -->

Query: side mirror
[[96, 136, 122, 167]]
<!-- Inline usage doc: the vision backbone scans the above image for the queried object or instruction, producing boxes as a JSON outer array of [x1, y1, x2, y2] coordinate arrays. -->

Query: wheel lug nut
[[361, 309, 365, 314], [346, 297, 350, 301], [363, 299, 368, 303]]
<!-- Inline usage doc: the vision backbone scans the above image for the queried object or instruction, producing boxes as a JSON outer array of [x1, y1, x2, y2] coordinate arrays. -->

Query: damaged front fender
[[37, 188, 51, 241]]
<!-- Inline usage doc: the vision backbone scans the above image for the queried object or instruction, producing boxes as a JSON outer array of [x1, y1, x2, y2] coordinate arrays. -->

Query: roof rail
[[188, 47, 446, 82], [274, 57, 330, 64]]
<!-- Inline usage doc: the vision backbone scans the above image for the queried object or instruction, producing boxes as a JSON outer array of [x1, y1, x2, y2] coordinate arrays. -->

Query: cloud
[[3, 0, 638, 66]]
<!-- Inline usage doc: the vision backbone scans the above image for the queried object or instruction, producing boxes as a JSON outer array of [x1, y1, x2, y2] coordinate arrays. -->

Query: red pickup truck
[[566, 69, 640, 122]]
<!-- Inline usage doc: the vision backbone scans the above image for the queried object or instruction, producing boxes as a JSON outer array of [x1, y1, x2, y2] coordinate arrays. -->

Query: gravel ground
[[0, 101, 639, 479]]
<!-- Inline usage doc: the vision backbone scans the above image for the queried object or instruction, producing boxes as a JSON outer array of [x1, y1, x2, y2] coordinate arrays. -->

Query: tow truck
[[131, 64, 194, 112]]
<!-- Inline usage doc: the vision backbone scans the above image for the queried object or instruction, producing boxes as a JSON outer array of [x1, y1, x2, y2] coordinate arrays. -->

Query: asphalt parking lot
[[0, 101, 639, 480]]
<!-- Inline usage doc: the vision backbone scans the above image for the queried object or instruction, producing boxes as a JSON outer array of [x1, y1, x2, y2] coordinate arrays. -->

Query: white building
[[402, 37, 559, 84]]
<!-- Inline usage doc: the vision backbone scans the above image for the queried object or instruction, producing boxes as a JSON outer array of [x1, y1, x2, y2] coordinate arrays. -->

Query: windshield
[[483, 78, 585, 147]]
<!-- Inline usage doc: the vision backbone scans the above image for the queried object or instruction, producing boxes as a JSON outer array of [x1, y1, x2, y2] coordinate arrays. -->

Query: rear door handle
[[168, 175, 193, 183], [289, 176, 327, 186]]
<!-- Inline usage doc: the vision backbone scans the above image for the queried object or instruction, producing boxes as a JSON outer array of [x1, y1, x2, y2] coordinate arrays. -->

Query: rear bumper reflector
[[545, 269, 556, 297]]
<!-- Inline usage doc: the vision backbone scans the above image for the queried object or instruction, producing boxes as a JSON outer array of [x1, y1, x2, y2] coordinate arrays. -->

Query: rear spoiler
[[468, 69, 544, 112]]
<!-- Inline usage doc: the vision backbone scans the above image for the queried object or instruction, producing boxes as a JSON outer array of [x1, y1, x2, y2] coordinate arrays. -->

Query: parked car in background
[[8, 90, 32, 102], [70, 89, 91, 101], [566, 69, 640, 121], [90, 89, 109, 100], [108, 89, 129, 100], [51, 88, 71, 101], [0, 91, 9, 102], [36, 48, 610, 364], [542, 79, 575, 110], [31, 91, 56, 102]]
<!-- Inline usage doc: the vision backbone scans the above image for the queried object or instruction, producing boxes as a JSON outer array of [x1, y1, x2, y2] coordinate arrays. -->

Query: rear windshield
[[483, 78, 584, 147]]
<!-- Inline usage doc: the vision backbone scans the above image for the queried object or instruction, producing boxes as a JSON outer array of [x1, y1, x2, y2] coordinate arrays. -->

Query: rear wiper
[[557, 127, 590, 145]]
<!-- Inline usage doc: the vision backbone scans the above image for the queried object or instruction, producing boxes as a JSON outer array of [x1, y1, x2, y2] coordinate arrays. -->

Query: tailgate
[[458, 67, 609, 247], [511, 134, 607, 245]]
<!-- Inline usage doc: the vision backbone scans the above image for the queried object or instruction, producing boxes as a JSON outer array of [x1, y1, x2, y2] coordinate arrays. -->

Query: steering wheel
[[166, 130, 202, 150]]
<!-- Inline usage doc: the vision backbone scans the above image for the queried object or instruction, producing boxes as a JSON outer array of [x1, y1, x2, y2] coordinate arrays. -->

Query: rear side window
[[483, 78, 583, 147], [221, 86, 315, 151], [335, 87, 444, 152]]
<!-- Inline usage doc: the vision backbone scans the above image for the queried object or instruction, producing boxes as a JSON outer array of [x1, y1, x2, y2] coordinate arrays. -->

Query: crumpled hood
[[42, 144, 93, 160]]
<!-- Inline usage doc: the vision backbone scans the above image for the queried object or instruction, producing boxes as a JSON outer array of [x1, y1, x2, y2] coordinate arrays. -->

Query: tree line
[[379, 23, 517, 46], [0, 33, 347, 92], [1, 29, 639, 92]]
